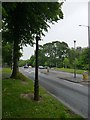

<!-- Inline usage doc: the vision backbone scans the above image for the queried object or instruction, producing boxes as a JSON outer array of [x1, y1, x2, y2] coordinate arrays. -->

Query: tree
[[68, 48, 75, 68], [38, 45, 46, 66], [42, 41, 69, 67], [63, 58, 69, 68], [2, 41, 12, 67], [19, 59, 30, 67], [29, 55, 36, 67], [2, 2, 63, 101], [30, 41, 69, 68], [2, 2, 63, 78], [78, 48, 89, 70]]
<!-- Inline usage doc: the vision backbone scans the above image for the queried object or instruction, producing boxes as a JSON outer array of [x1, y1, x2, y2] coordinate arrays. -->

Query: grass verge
[[2, 68, 12, 79], [2, 68, 84, 119], [56, 68, 86, 74]]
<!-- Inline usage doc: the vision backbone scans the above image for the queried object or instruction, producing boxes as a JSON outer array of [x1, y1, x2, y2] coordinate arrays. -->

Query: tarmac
[[2, 67, 90, 85], [40, 69, 90, 85]]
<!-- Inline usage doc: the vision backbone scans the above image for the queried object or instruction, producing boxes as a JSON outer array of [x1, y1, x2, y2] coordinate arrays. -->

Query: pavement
[[40, 69, 90, 85], [57, 73, 90, 85]]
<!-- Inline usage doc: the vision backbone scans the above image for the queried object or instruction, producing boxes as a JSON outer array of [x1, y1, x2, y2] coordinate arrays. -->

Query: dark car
[[24, 65, 29, 68]]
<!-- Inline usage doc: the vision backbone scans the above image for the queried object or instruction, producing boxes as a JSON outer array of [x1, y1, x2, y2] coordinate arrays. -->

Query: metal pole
[[88, 26, 90, 46], [74, 40, 76, 78], [88, 26, 90, 80], [79, 25, 90, 80]]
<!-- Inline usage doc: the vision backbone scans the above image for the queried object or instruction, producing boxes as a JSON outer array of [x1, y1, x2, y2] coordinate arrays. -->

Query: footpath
[[40, 69, 90, 85]]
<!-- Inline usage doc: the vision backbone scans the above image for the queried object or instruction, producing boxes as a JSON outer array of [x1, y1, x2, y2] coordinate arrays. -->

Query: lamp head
[[74, 40, 76, 43]]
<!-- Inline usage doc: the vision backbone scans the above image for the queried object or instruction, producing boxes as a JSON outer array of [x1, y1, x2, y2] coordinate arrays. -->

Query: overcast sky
[[20, 0, 89, 60]]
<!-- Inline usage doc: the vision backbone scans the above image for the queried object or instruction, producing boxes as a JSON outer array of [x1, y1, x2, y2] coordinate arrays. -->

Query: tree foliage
[[2, 2, 63, 45], [29, 41, 69, 68], [2, 2, 63, 78], [2, 40, 12, 67], [29, 41, 88, 70], [63, 58, 69, 68], [77, 48, 89, 70]]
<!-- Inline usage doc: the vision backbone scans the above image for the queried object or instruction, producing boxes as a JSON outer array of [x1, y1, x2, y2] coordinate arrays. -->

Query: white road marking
[[24, 69, 34, 74], [24, 69, 41, 74], [24, 69, 84, 86]]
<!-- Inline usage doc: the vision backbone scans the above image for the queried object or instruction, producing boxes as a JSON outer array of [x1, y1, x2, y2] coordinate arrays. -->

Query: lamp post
[[79, 25, 90, 48], [74, 40, 76, 78], [79, 25, 90, 80]]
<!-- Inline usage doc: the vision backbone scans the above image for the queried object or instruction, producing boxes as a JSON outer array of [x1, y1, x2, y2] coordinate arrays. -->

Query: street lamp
[[79, 25, 90, 80], [79, 25, 90, 48], [74, 40, 76, 78]]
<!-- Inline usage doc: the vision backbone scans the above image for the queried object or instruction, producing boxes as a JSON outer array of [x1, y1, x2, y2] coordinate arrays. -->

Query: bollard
[[47, 67, 49, 72], [83, 71, 88, 80]]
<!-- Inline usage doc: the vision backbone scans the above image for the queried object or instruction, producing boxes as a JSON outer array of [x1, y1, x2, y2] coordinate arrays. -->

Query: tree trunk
[[34, 36, 40, 101], [10, 39, 19, 78]]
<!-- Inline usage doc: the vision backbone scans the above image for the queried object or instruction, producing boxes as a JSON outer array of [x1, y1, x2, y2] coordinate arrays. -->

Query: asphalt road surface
[[19, 67, 89, 118]]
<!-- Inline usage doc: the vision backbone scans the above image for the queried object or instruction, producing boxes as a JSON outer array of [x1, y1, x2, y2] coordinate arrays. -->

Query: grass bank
[[56, 68, 86, 74], [2, 68, 84, 119], [2, 68, 12, 79]]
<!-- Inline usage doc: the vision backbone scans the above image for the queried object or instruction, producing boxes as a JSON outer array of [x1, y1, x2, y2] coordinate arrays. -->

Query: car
[[38, 66, 48, 69], [24, 65, 29, 68], [39, 66, 45, 69], [29, 65, 32, 68]]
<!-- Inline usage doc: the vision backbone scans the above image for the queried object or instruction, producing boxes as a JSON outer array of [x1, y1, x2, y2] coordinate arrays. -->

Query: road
[[19, 67, 89, 118]]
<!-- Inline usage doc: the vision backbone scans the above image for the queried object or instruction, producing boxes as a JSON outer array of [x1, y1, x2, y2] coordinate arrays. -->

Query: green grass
[[56, 68, 87, 74], [2, 68, 84, 119], [2, 68, 12, 74], [2, 68, 12, 79]]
